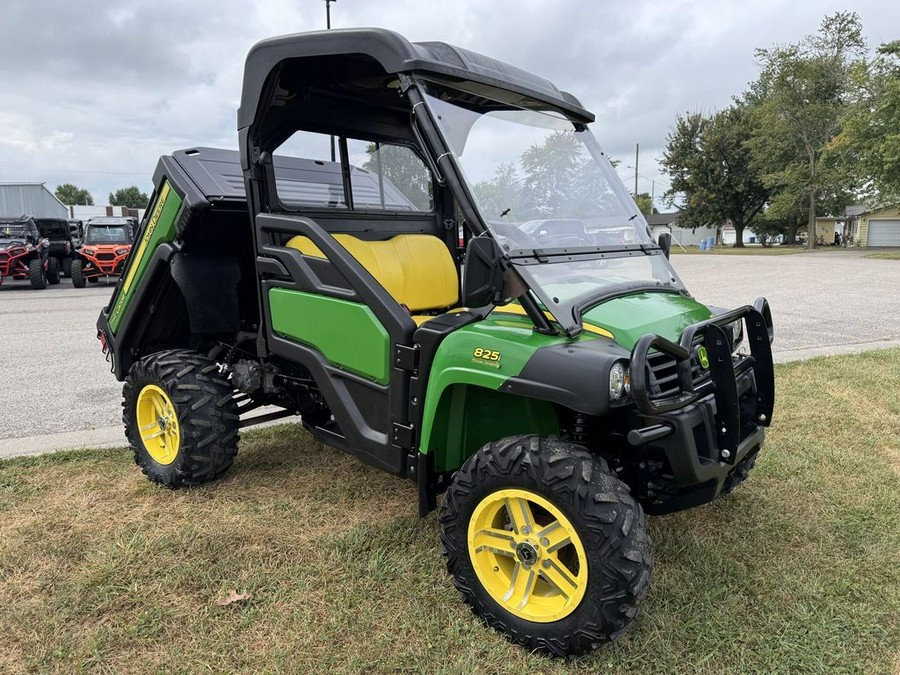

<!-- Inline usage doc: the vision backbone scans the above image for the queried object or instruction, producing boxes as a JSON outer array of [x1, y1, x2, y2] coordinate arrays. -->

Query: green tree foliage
[[633, 192, 656, 215], [841, 40, 900, 202], [54, 183, 93, 206], [472, 131, 620, 222], [108, 186, 149, 209], [747, 12, 865, 249], [361, 143, 432, 210], [472, 163, 523, 220], [661, 105, 767, 247]]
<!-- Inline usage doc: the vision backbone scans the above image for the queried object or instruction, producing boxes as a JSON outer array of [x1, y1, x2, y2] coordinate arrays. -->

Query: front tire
[[47, 257, 61, 284], [70, 259, 85, 288], [440, 435, 652, 657], [123, 349, 239, 487], [28, 259, 46, 289]]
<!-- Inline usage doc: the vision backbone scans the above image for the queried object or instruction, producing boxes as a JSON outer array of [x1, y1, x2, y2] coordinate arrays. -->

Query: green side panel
[[418, 314, 584, 463], [582, 292, 712, 350], [269, 288, 390, 385], [108, 180, 183, 333], [427, 385, 559, 472]]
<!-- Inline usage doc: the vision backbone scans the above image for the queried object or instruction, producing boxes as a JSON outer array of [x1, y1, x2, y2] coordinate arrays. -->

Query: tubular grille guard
[[629, 303, 775, 453]]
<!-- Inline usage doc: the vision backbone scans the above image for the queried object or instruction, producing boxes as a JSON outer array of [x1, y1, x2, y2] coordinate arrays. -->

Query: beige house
[[859, 205, 900, 247], [813, 205, 899, 247]]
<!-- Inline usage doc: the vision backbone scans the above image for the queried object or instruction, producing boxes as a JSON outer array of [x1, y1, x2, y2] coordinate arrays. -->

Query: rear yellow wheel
[[468, 488, 587, 623], [135, 384, 180, 465], [123, 350, 239, 487]]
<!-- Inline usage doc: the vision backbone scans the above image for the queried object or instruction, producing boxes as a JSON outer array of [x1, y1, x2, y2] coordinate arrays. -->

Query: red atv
[[0, 216, 57, 289], [71, 218, 134, 287]]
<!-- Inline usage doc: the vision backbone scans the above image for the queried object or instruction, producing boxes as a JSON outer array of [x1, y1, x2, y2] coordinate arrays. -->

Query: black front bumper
[[628, 299, 775, 514]]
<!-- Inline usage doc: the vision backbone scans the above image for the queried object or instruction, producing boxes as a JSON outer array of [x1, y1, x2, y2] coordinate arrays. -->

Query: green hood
[[582, 292, 711, 350]]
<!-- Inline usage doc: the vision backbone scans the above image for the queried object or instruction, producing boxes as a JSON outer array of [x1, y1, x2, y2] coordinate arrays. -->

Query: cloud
[[1, 0, 894, 207]]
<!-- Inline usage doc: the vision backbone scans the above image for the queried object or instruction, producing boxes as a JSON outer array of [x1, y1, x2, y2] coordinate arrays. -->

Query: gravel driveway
[[1, 249, 898, 455]]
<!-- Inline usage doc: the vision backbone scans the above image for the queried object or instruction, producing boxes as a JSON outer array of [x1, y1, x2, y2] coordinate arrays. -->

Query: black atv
[[35, 217, 76, 280], [0, 215, 55, 289]]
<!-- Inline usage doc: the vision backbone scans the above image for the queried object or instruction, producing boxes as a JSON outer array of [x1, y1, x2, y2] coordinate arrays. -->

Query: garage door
[[868, 220, 900, 247]]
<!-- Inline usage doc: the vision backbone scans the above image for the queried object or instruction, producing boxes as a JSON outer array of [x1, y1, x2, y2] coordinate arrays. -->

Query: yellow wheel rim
[[467, 488, 588, 623], [136, 384, 181, 465]]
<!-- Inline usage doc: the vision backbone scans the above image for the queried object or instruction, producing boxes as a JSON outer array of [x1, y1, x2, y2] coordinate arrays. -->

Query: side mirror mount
[[462, 236, 505, 307], [658, 232, 672, 259]]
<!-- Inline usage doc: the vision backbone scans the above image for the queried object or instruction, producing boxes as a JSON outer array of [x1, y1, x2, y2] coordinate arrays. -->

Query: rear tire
[[123, 349, 239, 487], [47, 257, 61, 284], [28, 259, 46, 289], [62, 257, 73, 277], [440, 435, 653, 657], [70, 259, 86, 287]]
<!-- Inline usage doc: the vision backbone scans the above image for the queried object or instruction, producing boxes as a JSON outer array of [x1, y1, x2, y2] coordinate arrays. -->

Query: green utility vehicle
[[97, 29, 774, 656]]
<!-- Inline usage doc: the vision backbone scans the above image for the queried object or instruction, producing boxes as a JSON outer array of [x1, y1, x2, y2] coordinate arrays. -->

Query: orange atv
[[71, 218, 134, 287]]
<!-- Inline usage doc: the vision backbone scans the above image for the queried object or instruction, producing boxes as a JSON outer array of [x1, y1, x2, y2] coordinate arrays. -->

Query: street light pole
[[634, 142, 639, 197]]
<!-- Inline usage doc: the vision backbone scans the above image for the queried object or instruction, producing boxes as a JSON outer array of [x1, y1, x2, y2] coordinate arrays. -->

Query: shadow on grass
[[1, 352, 899, 673]]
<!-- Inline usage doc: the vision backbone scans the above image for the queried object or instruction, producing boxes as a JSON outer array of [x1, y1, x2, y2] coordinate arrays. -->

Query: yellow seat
[[285, 234, 458, 317]]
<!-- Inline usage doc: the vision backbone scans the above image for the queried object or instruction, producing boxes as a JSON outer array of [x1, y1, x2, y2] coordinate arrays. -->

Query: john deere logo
[[697, 345, 710, 369]]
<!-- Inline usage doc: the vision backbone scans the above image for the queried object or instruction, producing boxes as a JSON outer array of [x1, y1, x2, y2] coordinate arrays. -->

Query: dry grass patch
[[865, 251, 900, 260], [673, 246, 803, 255], [1, 351, 899, 673]]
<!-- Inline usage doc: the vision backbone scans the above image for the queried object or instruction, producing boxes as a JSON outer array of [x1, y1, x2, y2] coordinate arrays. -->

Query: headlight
[[82, 247, 95, 256], [609, 361, 628, 401], [115, 248, 130, 256]]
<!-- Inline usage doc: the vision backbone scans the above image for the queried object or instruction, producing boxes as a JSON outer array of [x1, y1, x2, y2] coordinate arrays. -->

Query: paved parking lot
[[1, 249, 898, 456]]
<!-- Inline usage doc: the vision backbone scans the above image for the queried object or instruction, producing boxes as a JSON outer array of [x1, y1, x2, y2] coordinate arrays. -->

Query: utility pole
[[650, 180, 655, 213], [634, 143, 639, 197], [324, 0, 337, 162]]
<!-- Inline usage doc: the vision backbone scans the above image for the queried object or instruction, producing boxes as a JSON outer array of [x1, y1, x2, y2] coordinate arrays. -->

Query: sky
[[0, 0, 895, 211]]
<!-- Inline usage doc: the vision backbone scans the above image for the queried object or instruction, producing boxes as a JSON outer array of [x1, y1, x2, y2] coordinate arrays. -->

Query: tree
[[55, 183, 93, 206], [520, 131, 585, 217], [661, 104, 768, 247], [841, 40, 900, 202], [109, 186, 149, 209], [747, 12, 866, 249], [361, 143, 432, 210], [633, 192, 656, 215], [473, 163, 524, 220]]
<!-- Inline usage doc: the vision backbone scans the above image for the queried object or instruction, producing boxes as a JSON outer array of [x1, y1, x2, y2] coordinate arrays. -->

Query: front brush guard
[[629, 298, 775, 464]]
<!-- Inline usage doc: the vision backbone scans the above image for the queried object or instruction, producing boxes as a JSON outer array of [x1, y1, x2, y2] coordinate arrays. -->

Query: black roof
[[238, 28, 593, 130]]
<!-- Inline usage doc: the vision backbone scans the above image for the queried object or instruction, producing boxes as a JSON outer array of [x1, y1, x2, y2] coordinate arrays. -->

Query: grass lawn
[[2, 350, 899, 673], [865, 251, 900, 260], [672, 246, 803, 255]]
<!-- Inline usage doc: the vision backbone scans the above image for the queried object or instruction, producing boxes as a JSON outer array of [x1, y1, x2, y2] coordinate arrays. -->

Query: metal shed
[[0, 182, 68, 219]]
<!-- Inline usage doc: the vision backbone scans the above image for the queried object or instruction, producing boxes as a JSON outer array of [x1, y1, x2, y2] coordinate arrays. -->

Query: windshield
[[37, 221, 68, 238], [85, 225, 131, 245], [0, 223, 28, 240], [420, 81, 684, 333]]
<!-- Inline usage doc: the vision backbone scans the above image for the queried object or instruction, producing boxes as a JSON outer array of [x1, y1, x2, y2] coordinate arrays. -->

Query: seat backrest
[[285, 234, 458, 312]]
